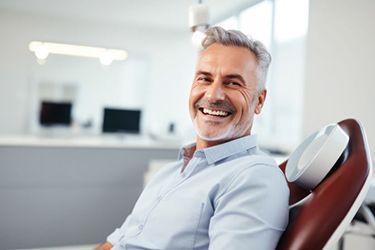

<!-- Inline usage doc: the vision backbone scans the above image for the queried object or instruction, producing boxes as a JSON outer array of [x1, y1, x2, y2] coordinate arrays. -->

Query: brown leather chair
[[277, 119, 373, 250]]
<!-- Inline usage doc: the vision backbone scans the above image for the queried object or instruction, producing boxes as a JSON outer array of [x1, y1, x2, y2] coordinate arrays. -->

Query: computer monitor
[[102, 108, 141, 134], [39, 101, 72, 127]]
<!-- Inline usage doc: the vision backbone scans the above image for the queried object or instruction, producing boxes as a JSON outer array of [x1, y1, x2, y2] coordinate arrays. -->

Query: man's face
[[189, 43, 266, 149]]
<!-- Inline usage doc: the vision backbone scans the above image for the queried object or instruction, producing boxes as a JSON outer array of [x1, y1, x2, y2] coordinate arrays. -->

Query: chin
[[194, 120, 235, 142], [198, 133, 228, 142]]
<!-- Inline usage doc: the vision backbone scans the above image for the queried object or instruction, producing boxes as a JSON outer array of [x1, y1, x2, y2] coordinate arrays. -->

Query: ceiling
[[0, 0, 256, 31]]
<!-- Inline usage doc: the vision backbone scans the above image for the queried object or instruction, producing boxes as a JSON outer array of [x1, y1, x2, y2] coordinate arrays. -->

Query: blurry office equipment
[[39, 101, 72, 127], [341, 186, 375, 249], [277, 119, 373, 250], [102, 108, 141, 134], [342, 204, 375, 249], [31, 82, 78, 134]]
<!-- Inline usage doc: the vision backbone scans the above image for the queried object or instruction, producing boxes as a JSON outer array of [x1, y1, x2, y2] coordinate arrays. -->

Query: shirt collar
[[178, 135, 258, 165]]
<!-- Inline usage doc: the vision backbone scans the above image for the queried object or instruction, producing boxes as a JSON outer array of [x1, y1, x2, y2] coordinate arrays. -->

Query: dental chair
[[276, 119, 373, 250]]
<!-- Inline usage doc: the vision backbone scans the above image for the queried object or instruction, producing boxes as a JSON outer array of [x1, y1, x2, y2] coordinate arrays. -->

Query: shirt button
[[138, 224, 144, 230], [181, 173, 186, 178]]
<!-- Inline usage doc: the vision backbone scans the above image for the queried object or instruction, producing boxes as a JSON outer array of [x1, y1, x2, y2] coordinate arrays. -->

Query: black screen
[[102, 108, 141, 134], [39, 101, 72, 126]]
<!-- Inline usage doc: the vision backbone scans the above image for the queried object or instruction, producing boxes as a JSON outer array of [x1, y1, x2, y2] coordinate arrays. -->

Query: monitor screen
[[102, 108, 141, 134], [39, 101, 72, 127]]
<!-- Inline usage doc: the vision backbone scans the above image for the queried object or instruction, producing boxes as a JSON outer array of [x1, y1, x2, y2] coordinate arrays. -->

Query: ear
[[254, 89, 267, 114]]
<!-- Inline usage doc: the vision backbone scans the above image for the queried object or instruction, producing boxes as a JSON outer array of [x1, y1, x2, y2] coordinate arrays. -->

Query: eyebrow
[[195, 71, 246, 82], [195, 70, 212, 78]]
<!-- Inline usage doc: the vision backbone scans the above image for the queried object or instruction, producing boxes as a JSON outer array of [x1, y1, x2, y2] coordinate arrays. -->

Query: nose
[[205, 80, 225, 102]]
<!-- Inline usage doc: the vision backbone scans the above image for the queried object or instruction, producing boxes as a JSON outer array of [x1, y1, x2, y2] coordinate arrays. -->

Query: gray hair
[[202, 26, 271, 91]]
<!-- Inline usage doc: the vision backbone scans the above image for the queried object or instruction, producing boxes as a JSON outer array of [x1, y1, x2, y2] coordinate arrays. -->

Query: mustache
[[195, 99, 235, 113]]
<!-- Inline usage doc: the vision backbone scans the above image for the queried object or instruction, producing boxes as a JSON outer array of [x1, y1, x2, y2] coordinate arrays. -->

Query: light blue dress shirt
[[107, 135, 289, 250]]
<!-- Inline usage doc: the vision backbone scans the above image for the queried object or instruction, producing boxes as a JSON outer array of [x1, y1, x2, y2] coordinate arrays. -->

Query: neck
[[196, 137, 229, 150], [195, 132, 252, 150], [181, 144, 196, 173]]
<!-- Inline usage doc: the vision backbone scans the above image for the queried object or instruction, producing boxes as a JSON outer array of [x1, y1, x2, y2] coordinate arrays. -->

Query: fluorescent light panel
[[29, 41, 128, 61]]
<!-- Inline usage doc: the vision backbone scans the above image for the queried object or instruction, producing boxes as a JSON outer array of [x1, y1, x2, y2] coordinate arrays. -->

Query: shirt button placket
[[157, 195, 162, 202]]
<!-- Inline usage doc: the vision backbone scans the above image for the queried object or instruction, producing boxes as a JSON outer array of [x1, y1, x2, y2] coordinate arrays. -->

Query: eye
[[226, 81, 241, 87], [196, 76, 211, 84]]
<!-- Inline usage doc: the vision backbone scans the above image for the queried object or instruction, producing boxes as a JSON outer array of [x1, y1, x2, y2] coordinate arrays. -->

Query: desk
[[0, 134, 181, 149], [0, 136, 180, 249]]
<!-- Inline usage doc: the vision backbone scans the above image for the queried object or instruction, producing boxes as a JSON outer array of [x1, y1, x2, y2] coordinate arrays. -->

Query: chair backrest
[[276, 119, 373, 250]]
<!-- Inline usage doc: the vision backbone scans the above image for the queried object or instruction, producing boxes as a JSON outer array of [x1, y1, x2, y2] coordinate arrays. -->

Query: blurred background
[[0, 0, 374, 249]]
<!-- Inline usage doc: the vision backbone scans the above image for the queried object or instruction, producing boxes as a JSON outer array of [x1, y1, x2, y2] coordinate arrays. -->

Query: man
[[97, 26, 289, 250]]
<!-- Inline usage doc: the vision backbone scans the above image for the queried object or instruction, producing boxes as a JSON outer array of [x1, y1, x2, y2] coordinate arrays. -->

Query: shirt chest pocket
[[142, 194, 205, 250]]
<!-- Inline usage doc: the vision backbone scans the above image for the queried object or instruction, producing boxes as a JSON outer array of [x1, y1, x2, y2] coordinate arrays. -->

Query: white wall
[[303, 0, 375, 157], [0, 10, 196, 137]]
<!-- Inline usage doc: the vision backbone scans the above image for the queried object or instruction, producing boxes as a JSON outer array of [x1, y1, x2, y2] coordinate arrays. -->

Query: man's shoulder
[[227, 151, 278, 170], [214, 152, 289, 209], [221, 152, 286, 188]]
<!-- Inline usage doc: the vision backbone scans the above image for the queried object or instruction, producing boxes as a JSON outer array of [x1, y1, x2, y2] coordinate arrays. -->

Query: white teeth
[[202, 108, 229, 117]]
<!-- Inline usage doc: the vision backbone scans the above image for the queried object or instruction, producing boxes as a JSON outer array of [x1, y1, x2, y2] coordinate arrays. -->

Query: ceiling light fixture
[[189, 0, 209, 49], [28, 41, 128, 65]]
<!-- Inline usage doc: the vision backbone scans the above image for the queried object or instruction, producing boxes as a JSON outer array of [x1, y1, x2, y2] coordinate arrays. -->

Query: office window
[[274, 0, 309, 42], [239, 0, 273, 49], [216, 16, 239, 30]]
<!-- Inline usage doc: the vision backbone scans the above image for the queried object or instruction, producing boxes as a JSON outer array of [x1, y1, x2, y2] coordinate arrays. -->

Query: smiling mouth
[[199, 107, 232, 117]]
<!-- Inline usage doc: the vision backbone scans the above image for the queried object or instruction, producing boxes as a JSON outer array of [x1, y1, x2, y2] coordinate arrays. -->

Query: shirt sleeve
[[208, 164, 289, 250]]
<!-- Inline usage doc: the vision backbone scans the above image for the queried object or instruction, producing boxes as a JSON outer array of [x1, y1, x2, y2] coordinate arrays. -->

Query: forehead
[[196, 43, 258, 76]]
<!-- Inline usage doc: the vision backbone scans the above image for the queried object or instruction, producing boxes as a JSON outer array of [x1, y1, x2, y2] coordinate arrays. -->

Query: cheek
[[189, 86, 202, 115], [244, 90, 255, 106], [233, 90, 254, 114]]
